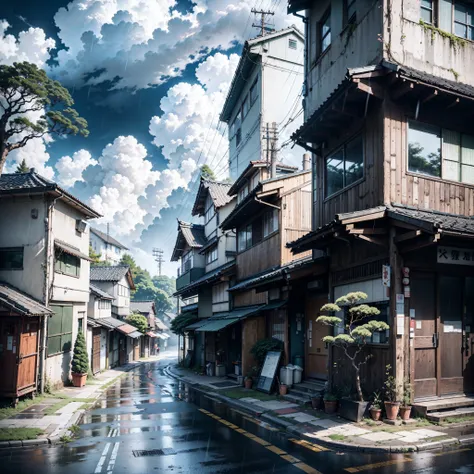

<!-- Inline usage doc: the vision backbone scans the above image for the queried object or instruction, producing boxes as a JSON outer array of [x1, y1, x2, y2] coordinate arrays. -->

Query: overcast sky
[[1, 0, 302, 276]]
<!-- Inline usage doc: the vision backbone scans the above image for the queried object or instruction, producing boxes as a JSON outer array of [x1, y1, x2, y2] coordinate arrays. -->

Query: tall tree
[[89, 245, 102, 264], [200, 164, 216, 181], [0, 62, 89, 174], [15, 158, 30, 173]]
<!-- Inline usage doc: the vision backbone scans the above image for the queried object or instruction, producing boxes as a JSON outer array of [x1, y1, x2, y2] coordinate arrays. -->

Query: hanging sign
[[256, 351, 282, 394], [437, 246, 474, 266], [382, 265, 391, 287]]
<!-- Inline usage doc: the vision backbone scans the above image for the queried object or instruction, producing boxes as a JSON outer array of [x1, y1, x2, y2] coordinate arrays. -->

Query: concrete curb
[[167, 363, 474, 454]]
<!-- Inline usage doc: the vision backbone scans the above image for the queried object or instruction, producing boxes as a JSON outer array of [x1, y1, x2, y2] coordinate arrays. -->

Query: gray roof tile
[[0, 281, 52, 316], [171, 221, 207, 261], [90, 228, 128, 250], [130, 300, 155, 314], [90, 284, 114, 300], [90, 265, 130, 282]]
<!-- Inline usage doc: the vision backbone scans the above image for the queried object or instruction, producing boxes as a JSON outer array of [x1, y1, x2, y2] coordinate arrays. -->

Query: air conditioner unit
[[76, 219, 87, 233]]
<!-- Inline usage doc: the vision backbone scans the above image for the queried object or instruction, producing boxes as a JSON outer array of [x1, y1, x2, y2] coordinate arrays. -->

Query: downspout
[[254, 196, 281, 210]]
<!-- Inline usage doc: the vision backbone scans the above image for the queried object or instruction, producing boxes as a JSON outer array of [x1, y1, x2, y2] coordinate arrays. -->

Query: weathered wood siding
[[242, 315, 266, 375], [234, 289, 267, 308], [384, 100, 474, 215], [315, 105, 385, 228]]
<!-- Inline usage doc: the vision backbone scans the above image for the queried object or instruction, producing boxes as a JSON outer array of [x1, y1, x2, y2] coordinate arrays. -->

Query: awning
[[156, 333, 167, 339], [185, 320, 208, 331], [95, 316, 126, 330], [194, 305, 263, 333], [55, 240, 91, 261], [128, 330, 142, 339], [146, 331, 157, 337], [155, 319, 168, 331], [161, 333, 170, 339], [87, 319, 101, 328], [116, 323, 140, 336], [195, 318, 240, 332]]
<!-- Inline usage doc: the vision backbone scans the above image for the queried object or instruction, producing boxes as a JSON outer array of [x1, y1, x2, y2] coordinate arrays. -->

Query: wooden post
[[389, 225, 405, 395]]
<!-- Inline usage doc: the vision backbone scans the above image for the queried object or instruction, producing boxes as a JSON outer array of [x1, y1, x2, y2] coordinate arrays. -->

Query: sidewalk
[[0, 355, 160, 448], [168, 365, 474, 453]]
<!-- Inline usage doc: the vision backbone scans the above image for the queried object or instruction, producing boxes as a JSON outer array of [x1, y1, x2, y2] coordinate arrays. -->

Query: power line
[[152, 248, 164, 276], [251, 8, 275, 36]]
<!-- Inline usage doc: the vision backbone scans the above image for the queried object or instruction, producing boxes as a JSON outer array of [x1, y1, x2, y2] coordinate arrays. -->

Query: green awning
[[194, 305, 263, 333], [195, 318, 240, 332]]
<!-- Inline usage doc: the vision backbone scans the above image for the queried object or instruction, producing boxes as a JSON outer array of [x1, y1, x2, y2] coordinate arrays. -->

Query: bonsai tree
[[71, 331, 89, 375], [317, 291, 389, 402]]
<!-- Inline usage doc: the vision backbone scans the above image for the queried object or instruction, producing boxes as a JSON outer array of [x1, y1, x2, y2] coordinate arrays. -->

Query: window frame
[[54, 250, 81, 278], [47, 305, 73, 357], [237, 223, 253, 252], [263, 208, 279, 237], [319, 8, 332, 56], [205, 245, 218, 264], [250, 77, 259, 106], [0, 247, 24, 270], [420, 0, 436, 25], [325, 134, 364, 198], [345, 0, 357, 25], [453, 1, 474, 40], [288, 38, 297, 50]]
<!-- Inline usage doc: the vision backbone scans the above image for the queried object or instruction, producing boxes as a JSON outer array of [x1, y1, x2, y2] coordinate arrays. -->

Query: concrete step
[[293, 380, 325, 394], [413, 395, 474, 417], [426, 406, 474, 422], [282, 392, 311, 406]]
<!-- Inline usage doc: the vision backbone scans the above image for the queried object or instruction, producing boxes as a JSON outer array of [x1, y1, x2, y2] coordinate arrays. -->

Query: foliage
[[317, 291, 389, 402], [419, 19, 466, 49], [250, 338, 284, 368], [15, 159, 30, 173], [371, 391, 382, 410], [170, 312, 197, 336], [402, 379, 412, 407], [200, 164, 216, 181], [89, 245, 102, 264], [71, 331, 89, 375], [383, 365, 400, 403], [0, 62, 89, 174], [323, 390, 339, 402], [126, 313, 148, 334], [0, 428, 44, 441]]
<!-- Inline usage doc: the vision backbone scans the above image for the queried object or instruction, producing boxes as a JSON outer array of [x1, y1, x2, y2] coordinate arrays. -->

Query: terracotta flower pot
[[400, 406, 411, 420], [384, 401, 400, 420], [244, 378, 253, 389], [72, 372, 87, 388], [370, 408, 382, 421], [324, 400, 338, 415], [279, 384, 288, 396], [311, 396, 323, 410]]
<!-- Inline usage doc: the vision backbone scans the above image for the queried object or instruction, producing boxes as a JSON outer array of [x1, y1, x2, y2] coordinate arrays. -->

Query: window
[[251, 172, 259, 190], [117, 284, 130, 297], [250, 78, 258, 105], [420, 0, 435, 24], [236, 128, 242, 146], [263, 209, 279, 237], [206, 246, 218, 264], [325, 135, 364, 197], [47, 305, 73, 356], [242, 95, 250, 118], [237, 183, 249, 203], [320, 9, 331, 55], [408, 121, 474, 183], [78, 312, 85, 333], [238, 224, 252, 252], [54, 250, 80, 277], [99, 299, 111, 309], [454, 2, 474, 39], [181, 252, 192, 274], [205, 202, 215, 223], [288, 38, 297, 49], [0, 247, 23, 270], [345, 0, 357, 24]]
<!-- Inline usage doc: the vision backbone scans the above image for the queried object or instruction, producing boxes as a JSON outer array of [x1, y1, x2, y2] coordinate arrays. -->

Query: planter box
[[339, 399, 369, 422]]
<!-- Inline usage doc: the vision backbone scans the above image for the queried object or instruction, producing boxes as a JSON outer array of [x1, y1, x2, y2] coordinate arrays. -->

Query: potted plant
[[399, 380, 412, 421], [369, 391, 382, 421], [323, 391, 338, 414], [311, 389, 324, 410], [244, 368, 257, 389], [279, 382, 288, 396], [317, 292, 389, 422], [71, 331, 89, 388], [383, 365, 401, 420]]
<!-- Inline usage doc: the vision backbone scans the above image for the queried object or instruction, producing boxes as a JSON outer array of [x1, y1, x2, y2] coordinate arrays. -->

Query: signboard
[[256, 351, 282, 394], [382, 265, 391, 287], [438, 246, 474, 266]]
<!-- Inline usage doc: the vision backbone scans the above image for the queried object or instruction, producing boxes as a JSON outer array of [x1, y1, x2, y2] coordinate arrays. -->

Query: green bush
[[250, 338, 284, 368], [71, 331, 89, 375], [126, 313, 148, 334]]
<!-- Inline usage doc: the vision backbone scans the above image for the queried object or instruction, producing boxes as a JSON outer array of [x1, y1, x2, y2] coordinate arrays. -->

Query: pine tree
[[15, 159, 30, 173], [71, 330, 89, 375]]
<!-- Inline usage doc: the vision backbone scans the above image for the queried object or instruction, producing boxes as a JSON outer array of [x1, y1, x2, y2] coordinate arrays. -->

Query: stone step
[[282, 392, 311, 406], [293, 380, 325, 394], [426, 406, 474, 422], [413, 395, 474, 417], [289, 387, 316, 400]]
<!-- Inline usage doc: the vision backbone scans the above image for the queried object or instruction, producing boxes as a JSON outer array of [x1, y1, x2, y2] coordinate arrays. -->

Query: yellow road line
[[281, 454, 301, 463], [294, 462, 322, 473], [252, 436, 271, 446], [345, 457, 412, 473], [434, 447, 471, 457], [290, 438, 328, 452], [266, 445, 287, 455]]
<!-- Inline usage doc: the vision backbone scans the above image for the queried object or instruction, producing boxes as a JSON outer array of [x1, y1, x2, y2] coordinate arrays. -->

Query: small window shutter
[[462, 134, 474, 184], [442, 129, 460, 181], [439, 0, 453, 32]]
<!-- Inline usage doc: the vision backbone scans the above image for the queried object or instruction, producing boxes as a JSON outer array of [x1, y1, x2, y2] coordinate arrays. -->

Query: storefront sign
[[443, 320, 462, 333], [382, 265, 391, 287], [257, 351, 282, 394], [437, 246, 474, 266]]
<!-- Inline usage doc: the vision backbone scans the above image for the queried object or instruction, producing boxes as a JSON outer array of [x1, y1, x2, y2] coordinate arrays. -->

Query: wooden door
[[463, 277, 474, 393], [0, 318, 19, 396], [439, 276, 464, 396], [17, 318, 39, 394], [92, 328, 101, 374], [411, 273, 438, 399], [305, 294, 328, 380], [134, 339, 140, 360]]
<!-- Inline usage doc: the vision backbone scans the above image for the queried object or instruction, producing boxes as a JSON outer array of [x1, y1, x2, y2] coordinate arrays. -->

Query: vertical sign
[[396, 294, 405, 336], [382, 265, 391, 287]]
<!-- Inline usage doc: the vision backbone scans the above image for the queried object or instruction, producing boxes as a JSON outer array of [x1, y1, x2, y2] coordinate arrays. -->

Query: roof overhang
[[287, 0, 311, 14], [0, 282, 52, 317], [55, 240, 92, 261]]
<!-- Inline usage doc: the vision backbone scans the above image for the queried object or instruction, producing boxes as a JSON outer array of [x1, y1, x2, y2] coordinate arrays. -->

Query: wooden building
[[0, 282, 52, 403], [289, 0, 474, 412]]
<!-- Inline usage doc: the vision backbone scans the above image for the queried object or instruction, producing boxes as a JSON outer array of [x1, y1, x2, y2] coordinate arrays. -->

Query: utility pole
[[251, 8, 275, 36], [152, 248, 164, 276], [262, 122, 278, 172]]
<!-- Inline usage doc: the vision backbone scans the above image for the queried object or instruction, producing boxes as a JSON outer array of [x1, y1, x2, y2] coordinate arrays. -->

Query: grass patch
[[0, 395, 50, 421], [441, 415, 474, 425], [69, 424, 81, 436], [328, 434, 346, 441], [59, 434, 73, 443], [0, 428, 44, 441], [427, 435, 449, 442], [43, 398, 94, 416], [221, 388, 277, 401], [413, 417, 432, 427]]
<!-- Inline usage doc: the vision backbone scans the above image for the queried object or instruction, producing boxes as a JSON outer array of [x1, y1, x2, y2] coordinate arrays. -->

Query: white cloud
[[56, 150, 98, 187], [0, 20, 55, 67], [6, 137, 54, 179]]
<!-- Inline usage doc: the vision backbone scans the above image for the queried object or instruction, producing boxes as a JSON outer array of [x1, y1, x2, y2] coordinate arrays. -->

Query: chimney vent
[[302, 153, 311, 171]]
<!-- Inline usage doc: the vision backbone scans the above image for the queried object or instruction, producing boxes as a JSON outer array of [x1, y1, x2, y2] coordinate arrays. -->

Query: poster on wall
[[256, 351, 282, 394]]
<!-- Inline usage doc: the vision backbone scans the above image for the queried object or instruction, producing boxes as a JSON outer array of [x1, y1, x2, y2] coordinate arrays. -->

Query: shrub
[[71, 331, 89, 375], [126, 313, 148, 334], [250, 338, 284, 368]]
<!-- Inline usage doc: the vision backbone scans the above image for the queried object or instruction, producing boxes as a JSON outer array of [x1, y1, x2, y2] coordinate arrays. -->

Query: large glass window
[[325, 135, 363, 197], [238, 224, 252, 252], [454, 2, 474, 40], [0, 247, 23, 270], [54, 250, 80, 277], [242, 95, 250, 119], [408, 122, 441, 177], [250, 78, 258, 105], [263, 209, 279, 237], [320, 9, 331, 54], [421, 0, 435, 24], [205, 246, 218, 264], [47, 305, 73, 356]]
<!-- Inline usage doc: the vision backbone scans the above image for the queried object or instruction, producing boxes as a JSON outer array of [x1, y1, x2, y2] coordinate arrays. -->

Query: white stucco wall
[[90, 232, 124, 264]]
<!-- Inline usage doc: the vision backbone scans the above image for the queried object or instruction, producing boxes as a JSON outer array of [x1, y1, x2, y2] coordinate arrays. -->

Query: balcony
[[176, 267, 205, 291]]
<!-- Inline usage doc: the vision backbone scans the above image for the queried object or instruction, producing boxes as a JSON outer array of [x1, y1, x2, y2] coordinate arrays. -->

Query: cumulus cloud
[[0, 20, 55, 67], [56, 150, 98, 187]]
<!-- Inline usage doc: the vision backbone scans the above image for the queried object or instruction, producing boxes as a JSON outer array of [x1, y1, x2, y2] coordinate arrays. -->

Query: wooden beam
[[355, 234, 388, 247], [353, 79, 385, 100], [394, 230, 422, 243], [391, 220, 422, 231], [422, 89, 438, 104], [347, 227, 388, 235], [447, 97, 460, 109], [352, 69, 390, 79], [340, 210, 386, 225], [392, 81, 415, 100], [398, 233, 441, 253]]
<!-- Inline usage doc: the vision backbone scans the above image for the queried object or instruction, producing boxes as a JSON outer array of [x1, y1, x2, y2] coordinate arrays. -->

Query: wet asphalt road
[[1, 353, 474, 473]]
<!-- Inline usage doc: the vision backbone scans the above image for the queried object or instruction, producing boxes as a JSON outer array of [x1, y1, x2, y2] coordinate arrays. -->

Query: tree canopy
[[200, 164, 216, 181], [126, 313, 148, 334], [15, 158, 30, 173], [170, 312, 197, 336], [0, 62, 89, 174], [89, 245, 102, 264]]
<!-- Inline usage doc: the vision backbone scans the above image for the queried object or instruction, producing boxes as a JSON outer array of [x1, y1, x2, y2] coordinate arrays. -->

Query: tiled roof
[[155, 319, 168, 331], [171, 221, 207, 261], [55, 240, 91, 261], [181, 302, 198, 313], [90, 228, 129, 250], [90, 265, 135, 290], [0, 170, 100, 218], [192, 178, 234, 216], [130, 300, 155, 314], [116, 323, 141, 335], [95, 316, 125, 329], [0, 281, 52, 316], [90, 284, 114, 300]]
